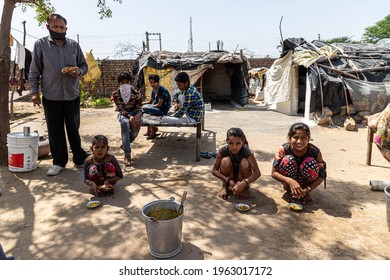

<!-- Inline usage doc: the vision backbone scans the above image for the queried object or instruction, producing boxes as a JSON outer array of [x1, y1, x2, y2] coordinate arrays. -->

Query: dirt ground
[[1, 98, 390, 260]]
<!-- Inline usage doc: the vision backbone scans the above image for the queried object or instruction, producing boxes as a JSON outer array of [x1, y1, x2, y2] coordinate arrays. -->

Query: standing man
[[29, 13, 89, 176]]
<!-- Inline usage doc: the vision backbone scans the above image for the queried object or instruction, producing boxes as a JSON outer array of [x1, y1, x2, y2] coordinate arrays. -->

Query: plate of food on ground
[[288, 202, 303, 212], [86, 200, 101, 209], [235, 203, 250, 212]]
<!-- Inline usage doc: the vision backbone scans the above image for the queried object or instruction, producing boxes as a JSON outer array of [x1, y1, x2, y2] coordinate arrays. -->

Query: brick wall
[[82, 59, 139, 98]]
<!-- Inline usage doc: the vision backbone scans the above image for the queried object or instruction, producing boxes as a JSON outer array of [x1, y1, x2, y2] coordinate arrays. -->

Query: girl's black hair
[[91, 135, 108, 146], [117, 72, 133, 83], [148, 74, 160, 83], [226, 127, 249, 147], [287, 122, 311, 139]]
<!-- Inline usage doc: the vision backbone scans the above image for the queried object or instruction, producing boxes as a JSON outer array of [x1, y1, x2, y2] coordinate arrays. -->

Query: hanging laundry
[[24, 49, 32, 80], [15, 41, 26, 69]]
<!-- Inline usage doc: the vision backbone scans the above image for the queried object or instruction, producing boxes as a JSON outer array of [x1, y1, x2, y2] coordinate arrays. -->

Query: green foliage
[[79, 79, 111, 108], [97, 0, 123, 19], [19, 0, 55, 26], [325, 36, 359, 44], [18, 0, 123, 24], [363, 14, 390, 43], [90, 97, 111, 107]]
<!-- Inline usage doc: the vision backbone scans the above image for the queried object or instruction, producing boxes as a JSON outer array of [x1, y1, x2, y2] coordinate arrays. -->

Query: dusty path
[[1, 100, 390, 260]]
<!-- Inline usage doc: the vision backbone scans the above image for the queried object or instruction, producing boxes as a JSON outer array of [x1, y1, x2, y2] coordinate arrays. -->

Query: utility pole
[[19, 20, 27, 93], [22, 20, 26, 46], [188, 16, 193, 52], [145, 32, 162, 52], [145, 32, 149, 52]]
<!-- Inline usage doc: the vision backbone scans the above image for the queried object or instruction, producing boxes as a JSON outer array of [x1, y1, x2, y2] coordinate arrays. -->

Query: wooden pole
[[366, 127, 374, 166], [317, 64, 358, 80]]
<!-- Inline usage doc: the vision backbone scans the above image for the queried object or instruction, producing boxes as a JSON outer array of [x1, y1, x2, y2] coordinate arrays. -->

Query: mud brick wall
[[248, 57, 277, 69]]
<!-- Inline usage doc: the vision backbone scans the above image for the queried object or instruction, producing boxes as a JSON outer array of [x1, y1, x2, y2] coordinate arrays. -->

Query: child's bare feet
[[124, 153, 131, 167], [232, 181, 249, 199], [301, 192, 313, 204], [282, 191, 294, 203], [236, 186, 249, 199], [89, 185, 102, 197], [218, 185, 228, 200]]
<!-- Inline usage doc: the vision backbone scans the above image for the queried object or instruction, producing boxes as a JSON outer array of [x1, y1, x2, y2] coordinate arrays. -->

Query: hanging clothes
[[24, 49, 32, 80], [15, 41, 25, 69]]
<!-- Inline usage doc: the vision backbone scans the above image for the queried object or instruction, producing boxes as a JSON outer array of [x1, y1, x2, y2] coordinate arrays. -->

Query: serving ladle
[[178, 191, 187, 215]]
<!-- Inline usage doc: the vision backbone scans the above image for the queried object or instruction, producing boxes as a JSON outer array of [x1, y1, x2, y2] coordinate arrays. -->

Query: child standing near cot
[[271, 122, 326, 205], [212, 128, 261, 200], [83, 135, 123, 197]]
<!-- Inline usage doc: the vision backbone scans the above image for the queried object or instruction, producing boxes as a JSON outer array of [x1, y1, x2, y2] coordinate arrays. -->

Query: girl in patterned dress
[[212, 128, 261, 200], [272, 122, 326, 204]]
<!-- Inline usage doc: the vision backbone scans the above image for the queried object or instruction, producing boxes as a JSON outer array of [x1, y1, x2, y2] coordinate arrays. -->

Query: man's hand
[[134, 114, 142, 128], [68, 67, 81, 77], [31, 93, 41, 107], [173, 103, 180, 111]]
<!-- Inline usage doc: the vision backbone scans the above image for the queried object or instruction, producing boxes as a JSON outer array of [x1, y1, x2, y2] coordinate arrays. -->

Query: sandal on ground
[[200, 151, 211, 158], [209, 152, 217, 158]]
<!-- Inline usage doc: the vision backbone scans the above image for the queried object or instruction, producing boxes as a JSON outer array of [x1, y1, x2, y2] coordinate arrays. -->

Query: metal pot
[[141, 197, 184, 258]]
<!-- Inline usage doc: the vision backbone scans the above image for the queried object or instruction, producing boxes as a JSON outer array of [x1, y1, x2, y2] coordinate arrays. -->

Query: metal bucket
[[141, 197, 184, 258], [385, 185, 390, 231]]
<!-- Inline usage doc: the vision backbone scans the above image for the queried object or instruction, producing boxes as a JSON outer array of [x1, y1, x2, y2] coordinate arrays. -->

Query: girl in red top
[[272, 122, 326, 205]]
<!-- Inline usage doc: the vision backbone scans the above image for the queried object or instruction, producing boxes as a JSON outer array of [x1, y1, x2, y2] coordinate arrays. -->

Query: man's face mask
[[48, 27, 66, 40]]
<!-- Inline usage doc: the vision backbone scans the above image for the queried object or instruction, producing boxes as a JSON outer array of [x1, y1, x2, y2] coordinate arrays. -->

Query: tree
[[325, 36, 359, 44], [362, 14, 390, 43], [0, 0, 122, 165], [114, 41, 142, 59]]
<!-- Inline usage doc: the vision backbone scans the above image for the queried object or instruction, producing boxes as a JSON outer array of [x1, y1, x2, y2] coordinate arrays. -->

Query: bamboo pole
[[317, 64, 358, 80], [344, 66, 390, 73]]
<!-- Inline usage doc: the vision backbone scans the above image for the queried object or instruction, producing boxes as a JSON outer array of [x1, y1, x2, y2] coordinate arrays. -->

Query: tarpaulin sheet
[[83, 51, 101, 83], [265, 51, 296, 104], [143, 66, 174, 99], [143, 64, 212, 98], [344, 78, 390, 114]]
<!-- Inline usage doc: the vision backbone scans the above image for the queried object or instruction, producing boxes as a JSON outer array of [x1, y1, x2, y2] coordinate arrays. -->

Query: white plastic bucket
[[7, 132, 39, 172], [385, 185, 390, 231]]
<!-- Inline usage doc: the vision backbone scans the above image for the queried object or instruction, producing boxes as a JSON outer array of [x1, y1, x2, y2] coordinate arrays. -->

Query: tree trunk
[[0, 1, 16, 165]]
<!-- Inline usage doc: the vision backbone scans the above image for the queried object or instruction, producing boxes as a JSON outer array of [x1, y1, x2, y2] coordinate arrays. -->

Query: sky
[[3, 0, 390, 60]]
